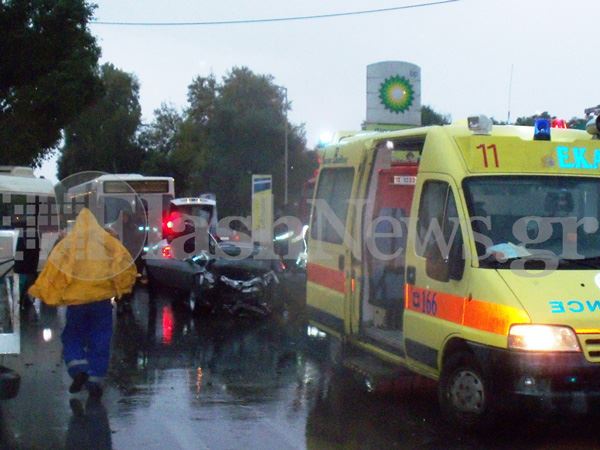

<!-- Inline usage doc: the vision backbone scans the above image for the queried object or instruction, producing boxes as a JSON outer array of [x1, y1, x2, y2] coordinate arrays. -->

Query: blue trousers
[[62, 300, 113, 383]]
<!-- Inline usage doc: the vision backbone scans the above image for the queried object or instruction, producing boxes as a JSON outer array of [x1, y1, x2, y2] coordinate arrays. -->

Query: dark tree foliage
[[421, 105, 451, 125], [568, 117, 587, 130], [514, 111, 552, 126], [0, 0, 101, 166], [513, 112, 589, 130], [140, 103, 205, 193], [141, 67, 315, 217], [57, 63, 143, 178]]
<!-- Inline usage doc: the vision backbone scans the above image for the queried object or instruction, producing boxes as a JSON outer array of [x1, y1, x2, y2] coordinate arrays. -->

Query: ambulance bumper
[[470, 342, 600, 401]]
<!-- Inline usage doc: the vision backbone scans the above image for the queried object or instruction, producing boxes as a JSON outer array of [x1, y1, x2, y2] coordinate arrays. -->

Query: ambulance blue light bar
[[534, 119, 551, 141]]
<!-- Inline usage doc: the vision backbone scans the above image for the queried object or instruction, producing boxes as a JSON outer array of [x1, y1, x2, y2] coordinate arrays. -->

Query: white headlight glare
[[508, 324, 580, 352]]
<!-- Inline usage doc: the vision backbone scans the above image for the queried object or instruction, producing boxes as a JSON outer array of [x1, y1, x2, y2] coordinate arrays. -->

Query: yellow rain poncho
[[29, 208, 137, 306]]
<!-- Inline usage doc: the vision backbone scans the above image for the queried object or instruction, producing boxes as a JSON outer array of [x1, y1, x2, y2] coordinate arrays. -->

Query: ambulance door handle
[[406, 266, 416, 285], [338, 255, 345, 271]]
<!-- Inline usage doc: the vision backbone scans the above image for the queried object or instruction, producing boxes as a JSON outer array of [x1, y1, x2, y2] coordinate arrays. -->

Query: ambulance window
[[444, 193, 465, 279], [417, 181, 465, 280], [310, 168, 354, 244], [416, 181, 448, 256]]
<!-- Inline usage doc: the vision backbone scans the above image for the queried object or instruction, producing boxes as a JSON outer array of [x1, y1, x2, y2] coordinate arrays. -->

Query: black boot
[[69, 372, 89, 393], [86, 382, 103, 399]]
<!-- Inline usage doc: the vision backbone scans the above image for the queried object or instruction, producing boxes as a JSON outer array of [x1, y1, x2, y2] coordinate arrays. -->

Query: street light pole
[[282, 86, 289, 206]]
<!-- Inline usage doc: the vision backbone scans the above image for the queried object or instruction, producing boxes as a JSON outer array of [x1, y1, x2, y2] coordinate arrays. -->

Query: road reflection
[[2, 284, 600, 448], [65, 398, 112, 450]]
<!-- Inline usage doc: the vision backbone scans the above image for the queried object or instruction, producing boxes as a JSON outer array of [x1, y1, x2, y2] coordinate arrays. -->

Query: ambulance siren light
[[467, 115, 493, 135], [534, 118, 551, 141], [584, 105, 600, 137], [551, 119, 568, 129], [586, 116, 600, 137], [317, 132, 333, 148]]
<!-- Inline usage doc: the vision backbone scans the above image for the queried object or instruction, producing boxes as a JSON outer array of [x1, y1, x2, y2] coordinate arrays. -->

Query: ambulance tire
[[438, 351, 496, 430]]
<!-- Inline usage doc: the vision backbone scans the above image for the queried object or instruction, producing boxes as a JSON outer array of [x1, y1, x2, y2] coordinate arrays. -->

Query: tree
[[514, 111, 551, 126], [140, 103, 209, 195], [58, 63, 143, 178], [141, 67, 314, 216], [204, 67, 312, 216], [187, 75, 217, 128], [0, 0, 102, 166], [568, 117, 587, 130], [513, 112, 589, 129], [421, 105, 451, 125], [139, 103, 183, 177]]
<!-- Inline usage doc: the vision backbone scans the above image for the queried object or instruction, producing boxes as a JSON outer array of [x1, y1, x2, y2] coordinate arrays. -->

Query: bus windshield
[[463, 176, 600, 268]]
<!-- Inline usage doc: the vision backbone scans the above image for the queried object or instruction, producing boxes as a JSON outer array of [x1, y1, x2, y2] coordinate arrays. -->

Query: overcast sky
[[37, 0, 599, 181]]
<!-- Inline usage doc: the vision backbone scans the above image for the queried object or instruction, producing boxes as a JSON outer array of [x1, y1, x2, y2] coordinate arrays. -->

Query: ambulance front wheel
[[438, 351, 496, 430]]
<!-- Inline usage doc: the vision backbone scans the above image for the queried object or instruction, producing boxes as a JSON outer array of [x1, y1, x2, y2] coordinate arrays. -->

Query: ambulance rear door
[[307, 147, 365, 336]]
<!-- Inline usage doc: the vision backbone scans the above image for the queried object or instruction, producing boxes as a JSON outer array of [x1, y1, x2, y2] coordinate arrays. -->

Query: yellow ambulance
[[306, 115, 600, 427]]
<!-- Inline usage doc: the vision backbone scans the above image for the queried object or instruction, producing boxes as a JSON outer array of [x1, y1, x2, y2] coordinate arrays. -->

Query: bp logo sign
[[378, 75, 414, 114]]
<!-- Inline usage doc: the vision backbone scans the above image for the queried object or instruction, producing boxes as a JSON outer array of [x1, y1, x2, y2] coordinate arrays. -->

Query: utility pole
[[281, 86, 289, 206], [507, 64, 514, 124]]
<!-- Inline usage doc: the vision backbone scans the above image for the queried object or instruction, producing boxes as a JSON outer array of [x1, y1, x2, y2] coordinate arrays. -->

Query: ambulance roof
[[321, 121, 598, 177]]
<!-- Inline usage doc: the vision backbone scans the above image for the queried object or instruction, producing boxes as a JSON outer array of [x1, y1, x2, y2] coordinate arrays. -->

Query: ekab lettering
[[549, 300, 600, 313], [556, 146, 600, 170]]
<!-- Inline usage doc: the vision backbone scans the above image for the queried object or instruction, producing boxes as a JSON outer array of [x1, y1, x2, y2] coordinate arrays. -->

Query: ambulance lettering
[[556, 146, 600, 170], [412, 289, 438, 316], [549, 300, 600, 313]]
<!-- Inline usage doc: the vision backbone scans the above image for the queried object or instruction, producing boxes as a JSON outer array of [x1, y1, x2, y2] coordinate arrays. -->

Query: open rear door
[[307, 166, 358, 337]]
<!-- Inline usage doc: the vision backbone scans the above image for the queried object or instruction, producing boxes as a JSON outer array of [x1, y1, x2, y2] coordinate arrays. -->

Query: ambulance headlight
[[508, 325, 580, 352]]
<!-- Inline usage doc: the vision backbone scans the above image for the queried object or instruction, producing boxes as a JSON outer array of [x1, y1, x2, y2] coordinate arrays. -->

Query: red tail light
[[162, 245, 173, 259], [163, 212, 180, 238]]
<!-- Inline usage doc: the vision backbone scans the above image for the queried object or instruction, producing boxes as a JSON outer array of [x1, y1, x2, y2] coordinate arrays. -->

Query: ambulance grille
[[581, 335, 600, 362]]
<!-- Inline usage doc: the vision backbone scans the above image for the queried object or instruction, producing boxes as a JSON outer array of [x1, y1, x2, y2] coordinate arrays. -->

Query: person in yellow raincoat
[[29, 208, 137, 398]]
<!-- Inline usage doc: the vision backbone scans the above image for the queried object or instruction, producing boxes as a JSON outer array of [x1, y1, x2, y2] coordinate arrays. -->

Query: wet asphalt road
[[3, 275, 600, 449]]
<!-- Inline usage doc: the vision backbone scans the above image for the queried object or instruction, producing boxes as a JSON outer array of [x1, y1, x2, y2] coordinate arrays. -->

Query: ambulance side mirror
[[425, 243, 450, 282]]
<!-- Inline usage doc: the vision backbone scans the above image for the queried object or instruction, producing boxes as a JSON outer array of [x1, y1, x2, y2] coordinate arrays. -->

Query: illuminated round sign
[[378, 75, 415, 114]]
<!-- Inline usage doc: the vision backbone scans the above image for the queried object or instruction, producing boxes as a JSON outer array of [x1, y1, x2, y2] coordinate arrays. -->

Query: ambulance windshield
[[464, 176, 600, 268]]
